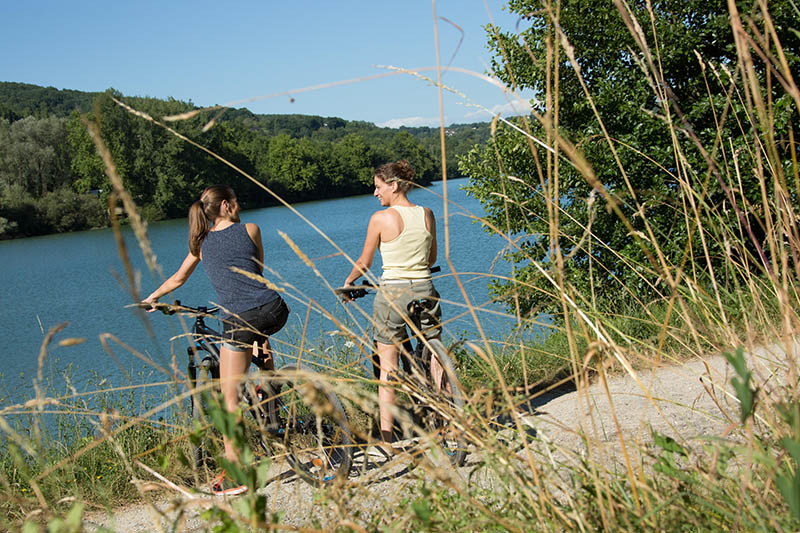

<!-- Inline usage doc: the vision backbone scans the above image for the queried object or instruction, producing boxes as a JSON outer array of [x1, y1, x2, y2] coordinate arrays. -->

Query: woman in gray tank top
[[143, 185, 288, 495]]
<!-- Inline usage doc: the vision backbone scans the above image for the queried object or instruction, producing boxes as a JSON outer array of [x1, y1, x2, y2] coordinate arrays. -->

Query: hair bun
[[395, 159, 415, 181], [374, 160, 416, 193]]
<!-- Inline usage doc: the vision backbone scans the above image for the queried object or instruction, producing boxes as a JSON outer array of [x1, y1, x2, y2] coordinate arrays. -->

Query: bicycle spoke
[[265, 364, 354, 486], [419, 340, 468, 467]]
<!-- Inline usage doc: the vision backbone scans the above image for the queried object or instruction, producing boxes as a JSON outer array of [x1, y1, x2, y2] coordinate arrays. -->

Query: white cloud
[[378, 98, 536, 128], [377, 116, 444, 128], [464, 100, 534, 120]]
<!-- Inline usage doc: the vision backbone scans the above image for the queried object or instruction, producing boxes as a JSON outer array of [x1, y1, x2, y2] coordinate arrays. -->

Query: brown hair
[[374, 159, 415, 193], [188, 185, 236, 256]]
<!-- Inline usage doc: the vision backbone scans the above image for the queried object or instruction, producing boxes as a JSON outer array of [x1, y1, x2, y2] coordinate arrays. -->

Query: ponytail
[[188, 185, 236, 256], [188, 201, 210, 256]]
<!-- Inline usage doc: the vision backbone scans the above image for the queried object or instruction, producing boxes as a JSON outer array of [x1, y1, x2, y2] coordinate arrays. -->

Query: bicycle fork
[[187, 347, 215, 416]]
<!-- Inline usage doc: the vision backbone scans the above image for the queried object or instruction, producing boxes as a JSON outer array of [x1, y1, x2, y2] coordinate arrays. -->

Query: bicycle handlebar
[[336, 266, 441, 301], [137, 300, 220, 316], [334, 281, 374, 300]]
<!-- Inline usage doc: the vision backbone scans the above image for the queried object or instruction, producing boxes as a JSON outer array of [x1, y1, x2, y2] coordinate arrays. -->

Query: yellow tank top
[[380, 205, 432, 280]]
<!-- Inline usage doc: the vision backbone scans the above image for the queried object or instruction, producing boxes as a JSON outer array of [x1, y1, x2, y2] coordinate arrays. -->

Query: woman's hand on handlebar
[[141, 295, 159, 312], [341, 277, 358, 303], [337, 280, 372, 302]]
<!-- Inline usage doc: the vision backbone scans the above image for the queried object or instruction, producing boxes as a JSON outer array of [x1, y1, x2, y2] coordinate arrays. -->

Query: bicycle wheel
[[266, 363, 354, 486], [241, 378, 280, 460], [418, 339, 468, 467], [189, 354, 217, 468]]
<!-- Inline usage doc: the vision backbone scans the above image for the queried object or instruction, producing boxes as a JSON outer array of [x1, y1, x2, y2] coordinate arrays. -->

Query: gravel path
[[84, 339, 798, 531]]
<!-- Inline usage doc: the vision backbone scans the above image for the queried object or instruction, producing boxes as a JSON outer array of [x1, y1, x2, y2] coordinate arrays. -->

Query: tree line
[[0, 83, 490, 239]]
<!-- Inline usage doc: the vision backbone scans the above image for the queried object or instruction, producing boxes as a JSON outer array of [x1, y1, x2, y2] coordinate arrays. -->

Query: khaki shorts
[[372, 280, 442, 345]]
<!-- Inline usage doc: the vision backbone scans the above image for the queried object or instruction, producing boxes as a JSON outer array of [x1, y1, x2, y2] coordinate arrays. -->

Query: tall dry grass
[[2, 0, 800, 531]]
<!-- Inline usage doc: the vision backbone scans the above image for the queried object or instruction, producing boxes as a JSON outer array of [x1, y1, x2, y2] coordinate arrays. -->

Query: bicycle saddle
[[407, 298, 436, 314]]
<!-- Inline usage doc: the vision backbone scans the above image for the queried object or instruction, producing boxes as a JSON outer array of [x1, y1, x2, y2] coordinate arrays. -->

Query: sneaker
[[211, 471, 248, 496], [371, 442, 407, 460]]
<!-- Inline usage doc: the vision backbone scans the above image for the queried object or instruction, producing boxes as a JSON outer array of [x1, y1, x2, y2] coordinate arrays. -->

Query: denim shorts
[[372, 279, 441, 345], [222, 297, 289, 351]]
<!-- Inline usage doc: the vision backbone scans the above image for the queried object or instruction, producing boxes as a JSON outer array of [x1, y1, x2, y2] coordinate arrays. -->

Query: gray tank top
[[201, 223, 279, 317]]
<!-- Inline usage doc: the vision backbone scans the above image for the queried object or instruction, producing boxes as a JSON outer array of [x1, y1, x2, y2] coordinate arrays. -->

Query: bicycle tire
[[419, 339, 468, 467], [241, 378, 279, 460], [190, 355, 216, 468], [266, 363, 354, 486]]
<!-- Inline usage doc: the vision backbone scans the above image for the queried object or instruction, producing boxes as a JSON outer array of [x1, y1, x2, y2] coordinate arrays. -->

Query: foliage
[[0, 116, 74, 197], [723, 346, 755, 422], [0, 82, 96, 119], [460, 0, 800, 321], [0, 103, 21, 123], [0, 83, 491, 239], [0, 184, 106, 238], [0, 369, 190, 528], [0, 113, 109, 238], [452, 334, 570, 395], [401, 122, 493, 179]]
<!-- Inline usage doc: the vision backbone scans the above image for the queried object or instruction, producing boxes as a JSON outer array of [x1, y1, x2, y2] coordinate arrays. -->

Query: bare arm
[[425, 207, 437, 268], [344, 212, 383, 286], [142, 252, 200, 307], [245, 223, 264, 273]]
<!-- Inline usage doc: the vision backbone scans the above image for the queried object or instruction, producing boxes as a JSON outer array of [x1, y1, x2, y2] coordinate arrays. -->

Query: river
[[0, 178, 522, 406]]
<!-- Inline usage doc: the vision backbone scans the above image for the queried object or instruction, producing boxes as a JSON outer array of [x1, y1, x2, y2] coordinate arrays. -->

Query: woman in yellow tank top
[[343, 160, 444, 451]]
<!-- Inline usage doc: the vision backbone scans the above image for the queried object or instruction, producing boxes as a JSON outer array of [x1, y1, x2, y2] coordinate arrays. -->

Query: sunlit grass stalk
[[4, 0, 800, 530]]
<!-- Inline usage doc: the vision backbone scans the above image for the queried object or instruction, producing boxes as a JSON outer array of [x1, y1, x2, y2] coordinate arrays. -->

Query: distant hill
[[0, 82, 491, 163], [0, 82, 98, 119]]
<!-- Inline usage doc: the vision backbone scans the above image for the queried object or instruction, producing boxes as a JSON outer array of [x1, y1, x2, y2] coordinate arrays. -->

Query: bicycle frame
[[179, 303, 269, 387], [182, 305, 222, 391], [152, 299, 356, 482], [358, 289, 438, 381], [339, 281, 468, 466]]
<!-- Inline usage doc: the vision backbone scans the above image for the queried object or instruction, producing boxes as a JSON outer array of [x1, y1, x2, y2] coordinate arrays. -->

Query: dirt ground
[[83, 338, 798, 531]]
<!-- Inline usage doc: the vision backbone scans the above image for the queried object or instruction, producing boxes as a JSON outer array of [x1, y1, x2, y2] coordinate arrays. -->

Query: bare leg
[[219, 345, 252, 463], [256, 337, 275, 371], [375, 341, 399, 443], [428, 337, 450, 394]]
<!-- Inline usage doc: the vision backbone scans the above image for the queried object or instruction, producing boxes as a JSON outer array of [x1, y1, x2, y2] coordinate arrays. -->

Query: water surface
[[0, 179, 520, 404]]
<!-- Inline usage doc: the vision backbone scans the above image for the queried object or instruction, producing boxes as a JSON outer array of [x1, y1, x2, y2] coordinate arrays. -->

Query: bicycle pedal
[[264, 424, 287, 437]]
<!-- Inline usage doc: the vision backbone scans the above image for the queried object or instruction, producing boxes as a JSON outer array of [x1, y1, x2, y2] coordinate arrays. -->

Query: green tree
[[387, 130, 436, 182], [0, 116, 73, 197], [0, 81, 472, 237], [267, 134, 321, 196], [330, 133, 375, 189], [66, 111, 107, 195], [403, 123, 492, 178], [37, 187, 107, 233], [0, 81, 96, 118], [0, 103, 21, 123], [460, 0, 799, 320]]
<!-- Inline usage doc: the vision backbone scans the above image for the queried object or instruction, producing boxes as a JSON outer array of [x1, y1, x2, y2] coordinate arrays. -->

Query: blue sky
[[1, 1, 533, 127]]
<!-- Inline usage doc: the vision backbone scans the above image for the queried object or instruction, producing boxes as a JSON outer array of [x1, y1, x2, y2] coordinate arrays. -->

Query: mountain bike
[[335, 279, 468, 467], [151, 301, 354, 486]]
